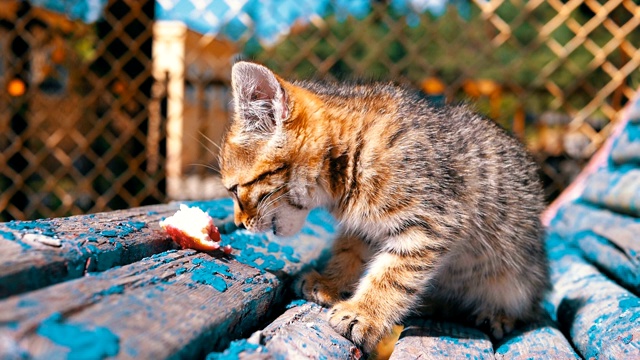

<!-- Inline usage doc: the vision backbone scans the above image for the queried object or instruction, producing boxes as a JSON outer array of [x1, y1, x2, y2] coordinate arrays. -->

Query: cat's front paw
[[328, 301, 387, 353], [295, 270, 341, 306]]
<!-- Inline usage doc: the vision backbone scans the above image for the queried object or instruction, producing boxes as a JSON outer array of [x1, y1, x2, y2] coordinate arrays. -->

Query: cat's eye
[[228, 185, 243, 211], [228, 185, 238, 197]]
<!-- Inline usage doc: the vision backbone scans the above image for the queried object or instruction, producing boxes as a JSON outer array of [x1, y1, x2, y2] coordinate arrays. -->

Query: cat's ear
[[231, 62, 289, 134]]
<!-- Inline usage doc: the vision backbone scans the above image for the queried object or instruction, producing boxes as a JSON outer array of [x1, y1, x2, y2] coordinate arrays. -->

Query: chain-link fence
[[2, 0, 639, 220], [0, 0, 165, 221]]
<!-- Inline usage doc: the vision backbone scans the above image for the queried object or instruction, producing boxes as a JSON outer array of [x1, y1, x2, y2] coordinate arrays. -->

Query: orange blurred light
[[112, 81, 126, 94], [8, 79, 26, 97], [421, 77, 446, 95], [51, 47, 65, 64]]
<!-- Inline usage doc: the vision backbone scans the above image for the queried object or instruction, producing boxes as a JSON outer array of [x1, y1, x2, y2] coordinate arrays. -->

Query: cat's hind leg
[[295, 233, 372, 306], [463, 263, 545, 339]]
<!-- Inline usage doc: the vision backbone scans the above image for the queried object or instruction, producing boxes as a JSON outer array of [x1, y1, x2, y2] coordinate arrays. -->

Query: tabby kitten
[[219, 62, 549, 352]]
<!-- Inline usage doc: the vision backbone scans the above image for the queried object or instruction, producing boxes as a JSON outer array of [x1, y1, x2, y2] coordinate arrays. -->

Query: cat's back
[[303, 79, 544, 238]]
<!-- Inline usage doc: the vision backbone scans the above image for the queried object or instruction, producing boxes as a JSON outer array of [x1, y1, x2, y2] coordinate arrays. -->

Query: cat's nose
[[234, 212, 248, 228], [233, 215, 247, 229]]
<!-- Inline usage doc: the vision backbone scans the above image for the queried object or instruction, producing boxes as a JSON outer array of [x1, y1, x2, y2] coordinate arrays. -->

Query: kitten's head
[[219, 62, 320, 237]]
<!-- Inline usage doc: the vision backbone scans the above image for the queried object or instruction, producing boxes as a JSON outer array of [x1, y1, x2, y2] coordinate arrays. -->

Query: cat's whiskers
[[198, 130, 222, 153], [257, 185, 286, 210], [188, 163, 221, 175], [259, 190, 291, 218], [190, 133, 220, 159], [260, 203, 284, 221]]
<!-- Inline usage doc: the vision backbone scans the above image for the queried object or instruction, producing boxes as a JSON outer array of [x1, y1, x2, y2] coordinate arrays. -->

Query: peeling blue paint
[[189, 258, 234, 292], [98, 221, 146, 239], [205, 339, 261, 360], [99, 230, 118, 237], [286, 299, 307, 309], [279, 245, 299, 263], [307, 208, 337, 234], [37, 312, 120, 359], [95, 285, 125, 297], [6, 220, 56, 237], [127, 221, 146, 231], [0, 229, 16, 241], [17, 298, 39, 308], [187, 199, 235, 219], [229, 241, 286, 273], [267, 242, 280, 253], [619, 297, 640, 309]]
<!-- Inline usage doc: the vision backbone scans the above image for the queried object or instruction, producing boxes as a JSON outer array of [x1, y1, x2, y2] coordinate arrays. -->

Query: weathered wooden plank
[[0, 250, 280, 359], [207, 301, 362, 359], [0, 206, 338, 359], [545, 232, 640, 359], [580, 169, 640, 217], [550, 202, 640, 291], [626, 97, 640, 124], [493, 317, 579, 359], [0, 204, 178, 298], [389, 319, 494, 360], [611, 123, 640, 165], [0, 199, 239, 299]]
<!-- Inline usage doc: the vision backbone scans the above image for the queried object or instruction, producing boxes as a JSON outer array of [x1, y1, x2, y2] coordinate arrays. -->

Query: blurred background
[[1, 0, 638, 221]]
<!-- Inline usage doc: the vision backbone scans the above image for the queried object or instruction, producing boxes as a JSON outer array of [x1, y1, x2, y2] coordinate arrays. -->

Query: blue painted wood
[[0, 203, 184, 299], [0, 250, 283, 359], [0, 199, 339, 359], [494, 318, 579, 359], [207, 301, 362, 359], [541, 91, 640, 359], [389, 319, 494, 359], [545, 233, 640, 359], [611, 125, 640, 165], [550, 203, 640, 291], [581, 170, 640, 217]]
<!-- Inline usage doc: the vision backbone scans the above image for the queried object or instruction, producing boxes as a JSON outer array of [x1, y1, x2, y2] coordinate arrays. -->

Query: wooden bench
[[2, 93, 640, 359]]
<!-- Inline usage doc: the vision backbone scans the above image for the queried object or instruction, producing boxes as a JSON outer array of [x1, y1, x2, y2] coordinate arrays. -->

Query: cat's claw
[[295, 270, 340, 306], [328, 301, 385, 353]]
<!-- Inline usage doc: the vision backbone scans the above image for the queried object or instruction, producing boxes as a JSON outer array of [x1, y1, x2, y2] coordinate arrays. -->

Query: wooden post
[[152, 21, 186, 200]]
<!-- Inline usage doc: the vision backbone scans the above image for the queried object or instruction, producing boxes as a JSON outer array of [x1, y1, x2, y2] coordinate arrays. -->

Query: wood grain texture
[[208, 301, 362, 359], [493, 318, 579, 359], [389, 319, 494, 360], [0, 203, 183, 298], [0, 200, 339, 359], [550, 202, 640, 291], [0, 250, 279, 359], [581, 170, 640, 217], [545, 232, 640, 359], [611, 122, 640, 165]]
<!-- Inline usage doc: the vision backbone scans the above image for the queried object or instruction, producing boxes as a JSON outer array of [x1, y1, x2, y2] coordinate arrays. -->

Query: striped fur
[[220, 62, 550, 352]]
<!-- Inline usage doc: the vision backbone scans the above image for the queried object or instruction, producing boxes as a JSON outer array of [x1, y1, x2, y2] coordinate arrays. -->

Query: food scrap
[[160, 204, 232, 253]]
